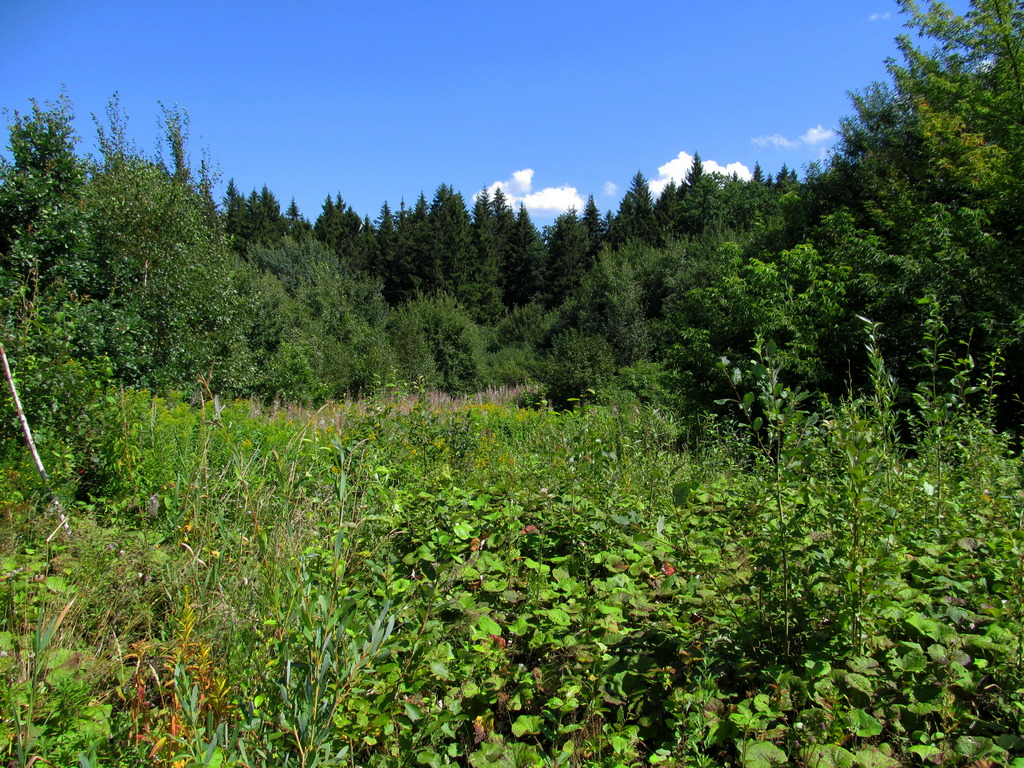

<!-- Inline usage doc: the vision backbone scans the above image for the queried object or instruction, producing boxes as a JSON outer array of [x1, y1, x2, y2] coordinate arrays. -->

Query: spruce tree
[[653, 181, 679, 242], [611, 172, 659, 248], [581, 195, 607, 259], [677, 173, 720, 237], [471, 188, 496, 269], [542, 209, 590, 308], [490, 187, 517, 261], [685, 152, 705, 188], [373, 202, 398, 287], [391, 193, 431, 302], [314, 194, 364, 270], [285, 197, 313, 238], [222, 179, 248, 255], [233, 185, 288, 251], [504, 204, 547, 308], [467, 190, 504, 322], [426, 184, 472, 297]]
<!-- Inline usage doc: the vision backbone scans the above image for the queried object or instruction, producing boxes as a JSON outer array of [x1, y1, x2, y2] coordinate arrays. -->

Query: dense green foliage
[[3, 1, 1024, 765], [2, 353, 1023, 766]]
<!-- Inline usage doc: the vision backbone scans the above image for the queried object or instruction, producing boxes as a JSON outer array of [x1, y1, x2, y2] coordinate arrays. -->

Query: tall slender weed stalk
[[718, 337, 818, 657]]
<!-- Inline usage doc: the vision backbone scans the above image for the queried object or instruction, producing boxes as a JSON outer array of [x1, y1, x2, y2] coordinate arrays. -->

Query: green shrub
[[389, 295, 485, 395], [542, 329, 615, 408]]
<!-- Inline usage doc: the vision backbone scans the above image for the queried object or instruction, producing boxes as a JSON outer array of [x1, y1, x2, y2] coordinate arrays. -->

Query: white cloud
[[505, 169, 533, 196], [801, 125, 836, 145], [603, 180, 618, 197], [869, 12, 891, 21], [648, 151, 753, 196], [484, 168, 584, 215], [752, 124, 837, 150], [752, 134, 799, 149], [708, 159, 755, 179], [522, 186, 586, 214]]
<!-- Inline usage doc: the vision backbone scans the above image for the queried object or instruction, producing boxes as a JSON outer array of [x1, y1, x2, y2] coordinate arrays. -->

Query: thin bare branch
[[0, 342, 71, 538]]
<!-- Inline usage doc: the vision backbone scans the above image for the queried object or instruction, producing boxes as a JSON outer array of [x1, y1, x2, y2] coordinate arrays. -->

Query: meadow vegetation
[[2, 318, 1023, 766]]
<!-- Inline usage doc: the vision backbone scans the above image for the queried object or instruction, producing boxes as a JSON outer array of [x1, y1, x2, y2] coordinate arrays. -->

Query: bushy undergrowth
[[2, 349, 1024, 767]]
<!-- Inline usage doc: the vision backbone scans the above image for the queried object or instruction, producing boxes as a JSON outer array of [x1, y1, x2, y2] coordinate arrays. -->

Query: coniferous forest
[[4, 2, 1024, 766]]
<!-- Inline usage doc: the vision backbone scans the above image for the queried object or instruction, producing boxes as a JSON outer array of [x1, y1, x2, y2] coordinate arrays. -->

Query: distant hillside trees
[[4, 0, 1020, 421]]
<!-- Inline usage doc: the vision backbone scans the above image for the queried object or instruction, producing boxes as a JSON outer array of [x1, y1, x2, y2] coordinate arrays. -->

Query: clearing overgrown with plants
[[3, 314, 1023, 766]]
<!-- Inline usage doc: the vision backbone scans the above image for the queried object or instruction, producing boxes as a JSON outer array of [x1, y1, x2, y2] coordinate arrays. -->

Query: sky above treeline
[[2, 0, 972, 226]]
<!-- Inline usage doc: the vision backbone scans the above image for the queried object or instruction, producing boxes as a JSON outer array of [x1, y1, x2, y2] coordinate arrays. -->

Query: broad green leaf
[[416, 748, 441, 767], [546, 607, 571, 627], [908, 745, 940, 760], [752, 693, 772, 713], [478, 615, 502, 636], [523, 558, 549, 574], [905, 613, 942, 640], [844, 673, 874, 694], [847, 656, 879, 675], [511, 714, 543, 737], [803, 745, 854, 768], [954, 735, 991, 757], [739, 740, 787, 767], [897, 650, 927, 673], [806, 659, 832, 678], [998, 734, 1023, 751], [846, 708, 882, 737], [510, 615, 531, 635]]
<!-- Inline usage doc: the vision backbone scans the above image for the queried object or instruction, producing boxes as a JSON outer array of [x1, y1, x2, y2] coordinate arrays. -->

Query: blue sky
[[2, 0, 970, 226]]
